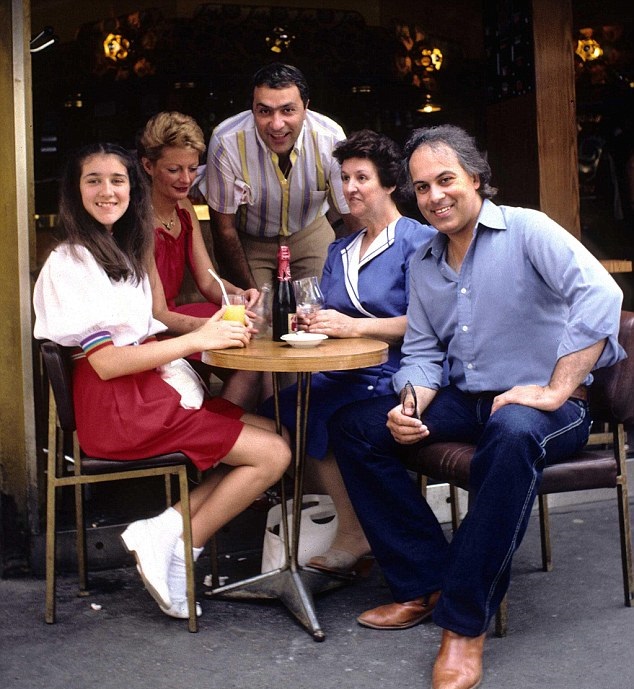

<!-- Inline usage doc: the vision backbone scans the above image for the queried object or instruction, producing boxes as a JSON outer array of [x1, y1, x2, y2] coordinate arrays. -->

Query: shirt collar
[[477, 198, 506, 232], [421, 199, 507, 261], [341, 220, 398, 266]]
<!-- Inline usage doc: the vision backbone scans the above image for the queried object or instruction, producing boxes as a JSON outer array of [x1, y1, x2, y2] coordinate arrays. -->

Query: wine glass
[[293, 276, 325, 329]]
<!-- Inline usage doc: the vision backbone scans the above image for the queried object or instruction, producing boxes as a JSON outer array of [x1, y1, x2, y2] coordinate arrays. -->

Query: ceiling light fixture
[[266, 26, 294, 54], [103, 33, 130, 62], [575, 28, 603, 62], [417, 92, 442, 114]]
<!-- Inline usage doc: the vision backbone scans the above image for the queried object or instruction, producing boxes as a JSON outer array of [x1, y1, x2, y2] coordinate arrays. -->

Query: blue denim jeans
[[328, 385, 591, 636]]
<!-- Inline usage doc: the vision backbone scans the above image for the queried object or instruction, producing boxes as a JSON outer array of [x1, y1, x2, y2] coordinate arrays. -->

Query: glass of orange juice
[[222, 294, 246, 323]]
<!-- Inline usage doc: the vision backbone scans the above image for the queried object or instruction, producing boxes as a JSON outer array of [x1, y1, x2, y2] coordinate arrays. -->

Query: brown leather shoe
[[357, 591, 440, 629], [431, 629, 486, 689]]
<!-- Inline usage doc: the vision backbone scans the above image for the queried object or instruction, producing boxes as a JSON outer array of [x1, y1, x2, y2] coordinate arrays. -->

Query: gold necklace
[[156, 208, 177, 232]]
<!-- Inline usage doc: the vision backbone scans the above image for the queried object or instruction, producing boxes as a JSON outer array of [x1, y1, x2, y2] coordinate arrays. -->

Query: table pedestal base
[[201, 341, 388, 640], [204, 565, 351, 641]]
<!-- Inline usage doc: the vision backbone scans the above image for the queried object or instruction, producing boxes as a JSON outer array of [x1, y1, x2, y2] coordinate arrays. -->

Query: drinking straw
[[207, 267, 230, 305]]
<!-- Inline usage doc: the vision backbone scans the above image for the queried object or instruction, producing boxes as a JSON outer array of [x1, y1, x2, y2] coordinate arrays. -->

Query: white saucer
[[281, 333, 328, 348]]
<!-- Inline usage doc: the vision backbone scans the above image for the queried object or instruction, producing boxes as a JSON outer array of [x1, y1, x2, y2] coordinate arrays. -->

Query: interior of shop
[[29, 1, 634, 289]]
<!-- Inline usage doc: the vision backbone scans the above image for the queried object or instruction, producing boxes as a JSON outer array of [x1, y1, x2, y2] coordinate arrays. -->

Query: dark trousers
[[328, 386, 591, 636]]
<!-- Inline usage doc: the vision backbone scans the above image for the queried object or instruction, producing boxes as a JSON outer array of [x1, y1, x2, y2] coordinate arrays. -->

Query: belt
[[463, 391, 500, 400], [463, 385, 588, 402]]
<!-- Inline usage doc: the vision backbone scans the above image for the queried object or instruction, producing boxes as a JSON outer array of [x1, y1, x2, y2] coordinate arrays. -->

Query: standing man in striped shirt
[[205, 62, 360, 290]]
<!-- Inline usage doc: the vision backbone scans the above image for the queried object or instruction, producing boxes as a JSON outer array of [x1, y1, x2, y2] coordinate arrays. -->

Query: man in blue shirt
[[328, 125, 625, 689]]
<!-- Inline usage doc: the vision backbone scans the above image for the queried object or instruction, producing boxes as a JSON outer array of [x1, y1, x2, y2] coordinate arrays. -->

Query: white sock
[[152, 506, 183, 540], [168, 537, 204, 603]]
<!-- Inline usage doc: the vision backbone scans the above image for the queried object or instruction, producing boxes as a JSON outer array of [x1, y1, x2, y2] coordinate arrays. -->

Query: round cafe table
[[202, 337, 388, 641]]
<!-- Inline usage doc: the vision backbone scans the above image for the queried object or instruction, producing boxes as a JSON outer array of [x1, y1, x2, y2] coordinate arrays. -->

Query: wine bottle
[[272, 244, 296, 340]]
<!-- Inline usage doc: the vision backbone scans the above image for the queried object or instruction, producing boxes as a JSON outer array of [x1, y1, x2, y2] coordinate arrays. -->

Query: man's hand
[[492, 340, 606, 415], [490, 385, 568, 414], [386, 402, 430, 445], [242, 288, 260, 309]]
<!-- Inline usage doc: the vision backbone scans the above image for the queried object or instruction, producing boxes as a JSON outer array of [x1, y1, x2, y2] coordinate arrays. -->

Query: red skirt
[[72, 357, 244, 471]]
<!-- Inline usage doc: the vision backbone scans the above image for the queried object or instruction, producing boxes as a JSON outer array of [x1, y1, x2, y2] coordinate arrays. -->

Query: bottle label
[[277, 245, 291, 281]]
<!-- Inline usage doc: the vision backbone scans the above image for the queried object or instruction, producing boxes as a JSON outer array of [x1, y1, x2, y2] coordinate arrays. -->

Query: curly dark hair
[[57, 142, 153, 283], [403, 124, 498, 199], [333, 129, 405, 191], [251, 62, 310, 106]]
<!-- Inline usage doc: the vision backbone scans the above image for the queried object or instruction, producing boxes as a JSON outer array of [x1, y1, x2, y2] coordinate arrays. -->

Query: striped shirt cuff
[[80, 331, 114, 358]]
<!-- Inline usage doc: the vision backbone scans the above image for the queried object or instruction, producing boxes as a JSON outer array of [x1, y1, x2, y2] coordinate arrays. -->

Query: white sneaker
[[160, 600, 203, 619], [121, 519, 177, 610]]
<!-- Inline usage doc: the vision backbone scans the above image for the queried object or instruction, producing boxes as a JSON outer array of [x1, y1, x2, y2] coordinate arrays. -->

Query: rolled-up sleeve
[[205, 137, 239, 214], [523, 214, 625, 371]]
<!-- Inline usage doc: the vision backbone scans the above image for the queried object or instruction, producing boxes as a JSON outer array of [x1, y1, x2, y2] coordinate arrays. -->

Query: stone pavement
[[1, 499, 633, 689]]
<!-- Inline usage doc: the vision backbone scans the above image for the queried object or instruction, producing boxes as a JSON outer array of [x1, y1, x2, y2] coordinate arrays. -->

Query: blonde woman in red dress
[[138, 111, 261, 407]]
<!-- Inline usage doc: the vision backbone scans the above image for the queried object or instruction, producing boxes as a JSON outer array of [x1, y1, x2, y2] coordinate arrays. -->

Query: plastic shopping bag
[[260, 494, 338, 572]]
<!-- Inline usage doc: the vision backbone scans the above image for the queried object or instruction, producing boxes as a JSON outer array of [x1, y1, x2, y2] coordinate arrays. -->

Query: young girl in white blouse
[[33, 142, 291, 620]]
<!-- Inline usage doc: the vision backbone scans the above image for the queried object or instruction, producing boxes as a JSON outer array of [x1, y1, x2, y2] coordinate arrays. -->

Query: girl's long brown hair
[[57, 142, 153, 283]]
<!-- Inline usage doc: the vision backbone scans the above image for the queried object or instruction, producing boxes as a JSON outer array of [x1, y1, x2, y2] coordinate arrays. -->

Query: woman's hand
[[303, 309, 406, 346], [305, 308, 359, 339], [191, 309, 250, 351]]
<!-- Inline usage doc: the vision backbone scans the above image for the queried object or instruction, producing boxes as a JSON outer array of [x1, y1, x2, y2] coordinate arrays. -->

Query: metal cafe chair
[[409, 310, 634, 637], [40, 340, 199, 632]]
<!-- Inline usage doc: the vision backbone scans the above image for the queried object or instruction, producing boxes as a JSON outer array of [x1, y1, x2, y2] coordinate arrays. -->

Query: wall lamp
[[30, 26, 57, 54]]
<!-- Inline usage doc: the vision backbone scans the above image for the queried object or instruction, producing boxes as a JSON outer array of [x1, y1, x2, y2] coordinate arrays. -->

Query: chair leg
[[538, 494, 553, 572], [209, 536, 220, 589], [616, 480, 634, 606], [45, 391, 58, 624], [449, 484, 460, 533], [73, 437, 88, 595], [73, 483, 89, 595], [418, 472, 428, 498], [495, 595, 508, 637], [164, 474, 173, 507], [45, 480, 57, 624], [613, 424, 634, 606], [178, 467, 198, 633]]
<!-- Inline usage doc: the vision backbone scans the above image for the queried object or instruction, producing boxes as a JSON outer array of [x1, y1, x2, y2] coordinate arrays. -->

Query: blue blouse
[[260, 216, 436, 458]]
